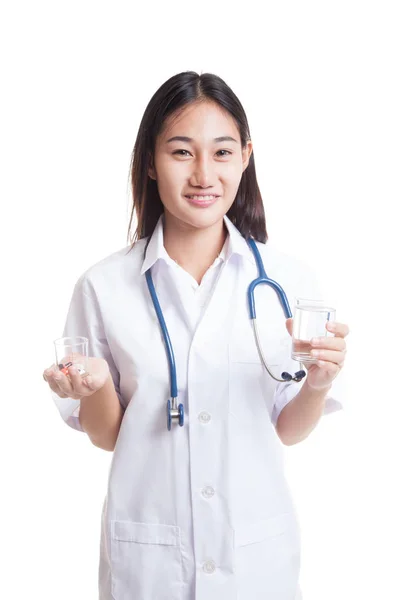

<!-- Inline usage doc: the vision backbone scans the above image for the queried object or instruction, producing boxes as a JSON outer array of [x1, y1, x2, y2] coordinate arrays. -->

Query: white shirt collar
[[140, 213, 256, 275]]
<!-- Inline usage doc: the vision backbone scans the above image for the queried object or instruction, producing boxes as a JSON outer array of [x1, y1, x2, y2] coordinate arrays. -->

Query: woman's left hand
[[285, 319, 349, 391]]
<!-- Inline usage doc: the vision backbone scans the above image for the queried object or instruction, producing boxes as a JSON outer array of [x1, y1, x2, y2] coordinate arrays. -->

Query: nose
[[189, 155, 216, 188]]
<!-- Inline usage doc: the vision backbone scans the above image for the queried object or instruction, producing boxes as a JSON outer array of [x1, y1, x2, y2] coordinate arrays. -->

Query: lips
[[184, 194, 219, 207], [185, 194, 220, 199]]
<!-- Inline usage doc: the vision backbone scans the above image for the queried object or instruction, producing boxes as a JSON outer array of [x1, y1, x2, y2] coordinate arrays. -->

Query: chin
[[181, 209, 227, 230], [165, 204, 227, 230]]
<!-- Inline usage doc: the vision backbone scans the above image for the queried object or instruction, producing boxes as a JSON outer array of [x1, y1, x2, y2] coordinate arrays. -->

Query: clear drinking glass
[[291, 298, 336, 363], [53, 336, 89, 377]]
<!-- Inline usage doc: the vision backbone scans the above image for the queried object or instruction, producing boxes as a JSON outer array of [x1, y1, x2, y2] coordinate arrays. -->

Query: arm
[[275, 319, 349, 446], [79, 374, 124, 451], [52, 273, 125, 438], [275, 380, 332, 446]]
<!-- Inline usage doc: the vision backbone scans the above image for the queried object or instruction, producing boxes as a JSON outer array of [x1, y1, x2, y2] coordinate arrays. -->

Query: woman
[[43, 71, 349, 600]]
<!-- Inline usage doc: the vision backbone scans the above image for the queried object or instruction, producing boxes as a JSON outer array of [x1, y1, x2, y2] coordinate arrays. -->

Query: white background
[[1, 1, 399, 598]]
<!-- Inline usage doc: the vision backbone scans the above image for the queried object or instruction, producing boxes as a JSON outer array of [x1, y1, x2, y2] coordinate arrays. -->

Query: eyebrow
[[166, 135, 238, 144]]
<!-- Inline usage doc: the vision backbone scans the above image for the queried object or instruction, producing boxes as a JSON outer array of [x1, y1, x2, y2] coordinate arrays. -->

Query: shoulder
[[73, 238, 148, 296], [253, 239, 323, 298], [254, 239, 311, 277]]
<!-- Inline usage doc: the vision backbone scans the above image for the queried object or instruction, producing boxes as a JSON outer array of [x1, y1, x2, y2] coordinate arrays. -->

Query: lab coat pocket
[[235, 512, 294, 545], [110, 520, 183, 600], [234, 513, 301, 600]]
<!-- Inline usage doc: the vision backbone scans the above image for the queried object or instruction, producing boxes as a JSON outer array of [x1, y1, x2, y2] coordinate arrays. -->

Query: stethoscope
[[145, 237, 306, 430]]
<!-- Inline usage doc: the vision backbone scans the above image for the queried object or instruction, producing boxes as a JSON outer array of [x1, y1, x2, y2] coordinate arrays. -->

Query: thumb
[[82, 371, 107, 392], [285, 318, 293, 337]]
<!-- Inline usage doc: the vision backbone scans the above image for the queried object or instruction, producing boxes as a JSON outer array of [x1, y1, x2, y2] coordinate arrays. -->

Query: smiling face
[[148, 100, 253, 232]]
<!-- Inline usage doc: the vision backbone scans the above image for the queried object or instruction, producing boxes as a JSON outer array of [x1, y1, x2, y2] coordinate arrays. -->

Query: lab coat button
[[201, 486, 215, 499], [203, 559, 216, 574], [199, 411, 211, 423]]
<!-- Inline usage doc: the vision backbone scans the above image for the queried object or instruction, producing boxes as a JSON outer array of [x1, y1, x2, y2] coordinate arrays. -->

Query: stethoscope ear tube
[[251, 319, 306, 383], [246, 238, 307, 384]]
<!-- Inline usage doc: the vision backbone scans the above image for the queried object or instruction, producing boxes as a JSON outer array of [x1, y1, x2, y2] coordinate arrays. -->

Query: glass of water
[[291, 298, 336, 363], [53, 336, 89, 377]]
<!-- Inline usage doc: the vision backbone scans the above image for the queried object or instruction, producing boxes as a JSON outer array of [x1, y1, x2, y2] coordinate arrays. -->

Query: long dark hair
[[127, 71, 267, 248]]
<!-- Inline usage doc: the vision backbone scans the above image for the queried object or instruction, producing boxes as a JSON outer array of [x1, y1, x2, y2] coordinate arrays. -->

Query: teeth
[[187, 195, 217, 201]]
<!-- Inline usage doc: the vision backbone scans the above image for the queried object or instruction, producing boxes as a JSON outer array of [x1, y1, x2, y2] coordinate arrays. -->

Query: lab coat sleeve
[[271, 262, 346, 427], [51, 273, 123, 433]]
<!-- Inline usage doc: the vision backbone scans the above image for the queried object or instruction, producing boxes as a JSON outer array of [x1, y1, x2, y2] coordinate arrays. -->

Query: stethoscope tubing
[[246, 238, 292, 320], [145, 270, 178, 399]]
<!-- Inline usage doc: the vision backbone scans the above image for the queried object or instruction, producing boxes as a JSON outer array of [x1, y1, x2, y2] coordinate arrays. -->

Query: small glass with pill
[[291, 298, 336, 363], [53, 336, 89, 378]]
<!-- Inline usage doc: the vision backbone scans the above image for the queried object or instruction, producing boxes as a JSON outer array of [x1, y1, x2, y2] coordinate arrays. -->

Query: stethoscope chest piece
[[167, 399, 184, 431]]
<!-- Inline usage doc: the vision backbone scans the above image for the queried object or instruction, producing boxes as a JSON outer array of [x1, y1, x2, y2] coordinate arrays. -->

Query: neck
[[163, 212, 227, 284]]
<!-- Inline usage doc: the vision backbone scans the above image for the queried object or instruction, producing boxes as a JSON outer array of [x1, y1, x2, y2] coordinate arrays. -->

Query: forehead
[[160, 101, 239, 141]]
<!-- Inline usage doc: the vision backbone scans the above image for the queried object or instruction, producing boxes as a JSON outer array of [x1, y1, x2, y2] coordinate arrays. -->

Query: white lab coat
[[53, 214, 344, 600]]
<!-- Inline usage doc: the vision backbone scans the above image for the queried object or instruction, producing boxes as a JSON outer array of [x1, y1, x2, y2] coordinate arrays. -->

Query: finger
[[311, 336, 346, 351], [44, 373, 70, 398], [310, 348, 346, 366], [313, 360, 342, 375], [52, 369, 74, 396], [67, 365, 91, 393], [326, 322, 350, 338], [43, 366, 68, 396], [285, 318, 293, 336], [43, 364, 57, 381]]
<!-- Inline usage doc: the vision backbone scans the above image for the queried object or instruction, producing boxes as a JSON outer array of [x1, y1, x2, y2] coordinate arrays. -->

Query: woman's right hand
[[42, 357, 110, 399]]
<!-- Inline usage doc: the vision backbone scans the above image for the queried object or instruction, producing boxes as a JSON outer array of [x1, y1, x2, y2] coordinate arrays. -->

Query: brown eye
[[173, 150, 191, 156], [172, 149, 232, 157]]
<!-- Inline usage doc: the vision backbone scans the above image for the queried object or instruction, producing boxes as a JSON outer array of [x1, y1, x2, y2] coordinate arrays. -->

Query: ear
[[242, 140, 253, 171]]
